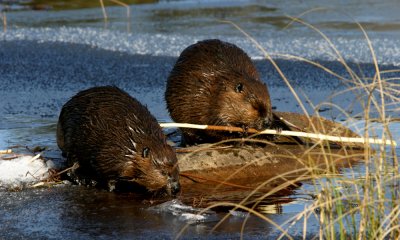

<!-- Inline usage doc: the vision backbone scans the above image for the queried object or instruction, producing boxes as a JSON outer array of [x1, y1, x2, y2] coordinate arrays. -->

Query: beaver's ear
[[235, 83, 244, 93], [142, 147, 150, 158]]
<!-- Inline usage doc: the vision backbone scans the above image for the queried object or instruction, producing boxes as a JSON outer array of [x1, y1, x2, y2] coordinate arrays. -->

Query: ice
[[149, 199, 218, 224], [1, 27, 400, 66], [0, 154, 51, 189], [229, 210, 249, 218]]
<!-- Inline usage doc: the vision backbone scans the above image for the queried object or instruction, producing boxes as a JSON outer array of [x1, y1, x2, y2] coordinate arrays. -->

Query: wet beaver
[[57, 86, 180, 196], [165, 39, 273, 145]]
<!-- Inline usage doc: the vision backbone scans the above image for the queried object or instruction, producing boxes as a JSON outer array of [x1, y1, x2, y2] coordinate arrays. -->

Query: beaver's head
[[121, 126, 180, 196], [211, 71, 273, 131]]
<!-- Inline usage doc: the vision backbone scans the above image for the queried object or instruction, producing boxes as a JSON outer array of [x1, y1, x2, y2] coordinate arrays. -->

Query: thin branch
[[0, 149, 12, 154], [159, 122, 397, 146], [53, 162, 80, 177]]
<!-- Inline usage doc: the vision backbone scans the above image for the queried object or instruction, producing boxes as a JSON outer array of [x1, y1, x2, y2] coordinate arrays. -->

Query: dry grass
[[99, 0, 131, 31], [173, 9, 400, 240], [0, 10, 6, 32]]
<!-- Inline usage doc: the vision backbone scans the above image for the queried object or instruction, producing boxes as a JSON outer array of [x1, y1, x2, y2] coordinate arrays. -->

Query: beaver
[[165, 39, 274, 145], [57, 86, 180, 196]]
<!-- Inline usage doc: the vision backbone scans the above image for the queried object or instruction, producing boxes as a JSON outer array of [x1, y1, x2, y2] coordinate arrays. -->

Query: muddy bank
[[173, 111, 367, 208]]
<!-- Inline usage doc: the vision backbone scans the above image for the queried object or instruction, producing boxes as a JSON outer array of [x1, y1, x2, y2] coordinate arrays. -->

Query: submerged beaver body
[[165, 39, 273, 145], [57, 86, 180, 196]]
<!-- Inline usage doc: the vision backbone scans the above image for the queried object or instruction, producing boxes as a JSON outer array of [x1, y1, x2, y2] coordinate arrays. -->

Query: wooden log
[[177, 143, 367, 208], [171, 112, 376, 207]]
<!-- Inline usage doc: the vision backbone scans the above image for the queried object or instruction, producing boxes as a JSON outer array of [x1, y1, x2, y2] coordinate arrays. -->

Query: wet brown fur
[[165, 39, 273, 145], [57, 86, 180, 195]]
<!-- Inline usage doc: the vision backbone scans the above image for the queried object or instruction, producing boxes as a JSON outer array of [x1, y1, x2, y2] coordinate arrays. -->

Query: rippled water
[[3, 0, 400, 36], [0, 0, 399, 239]]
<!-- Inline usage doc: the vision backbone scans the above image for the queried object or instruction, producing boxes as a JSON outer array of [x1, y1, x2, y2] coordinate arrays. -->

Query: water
[[0, 0, 399, 239]]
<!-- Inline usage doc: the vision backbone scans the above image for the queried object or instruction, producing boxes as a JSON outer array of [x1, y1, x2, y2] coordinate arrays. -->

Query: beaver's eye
[[142, 147, 150, 158], [235, 83, 244, 93]]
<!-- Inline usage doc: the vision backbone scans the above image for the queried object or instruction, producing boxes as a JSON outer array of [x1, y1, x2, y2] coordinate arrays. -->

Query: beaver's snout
[[263, 117, 273, 129], [253, 116, 273, 131], [169, 179, 181, 196]]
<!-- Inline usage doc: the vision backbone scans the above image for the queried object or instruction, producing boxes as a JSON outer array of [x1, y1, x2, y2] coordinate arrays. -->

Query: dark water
[[0, 186, 317, 239], [0, 0, 399, 239]]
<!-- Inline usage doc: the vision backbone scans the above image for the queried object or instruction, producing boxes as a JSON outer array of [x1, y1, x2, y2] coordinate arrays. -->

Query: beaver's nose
[[170, 180, 181, 196], [263, 117, 273, 128]]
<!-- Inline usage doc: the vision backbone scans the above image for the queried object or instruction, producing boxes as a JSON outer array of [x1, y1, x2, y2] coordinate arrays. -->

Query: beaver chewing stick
[[166, 39, 275, 145], [57, 86, 180, 196]]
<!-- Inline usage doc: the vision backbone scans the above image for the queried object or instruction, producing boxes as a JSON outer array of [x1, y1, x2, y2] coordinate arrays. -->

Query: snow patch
[[0, 153, 52, 189]]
